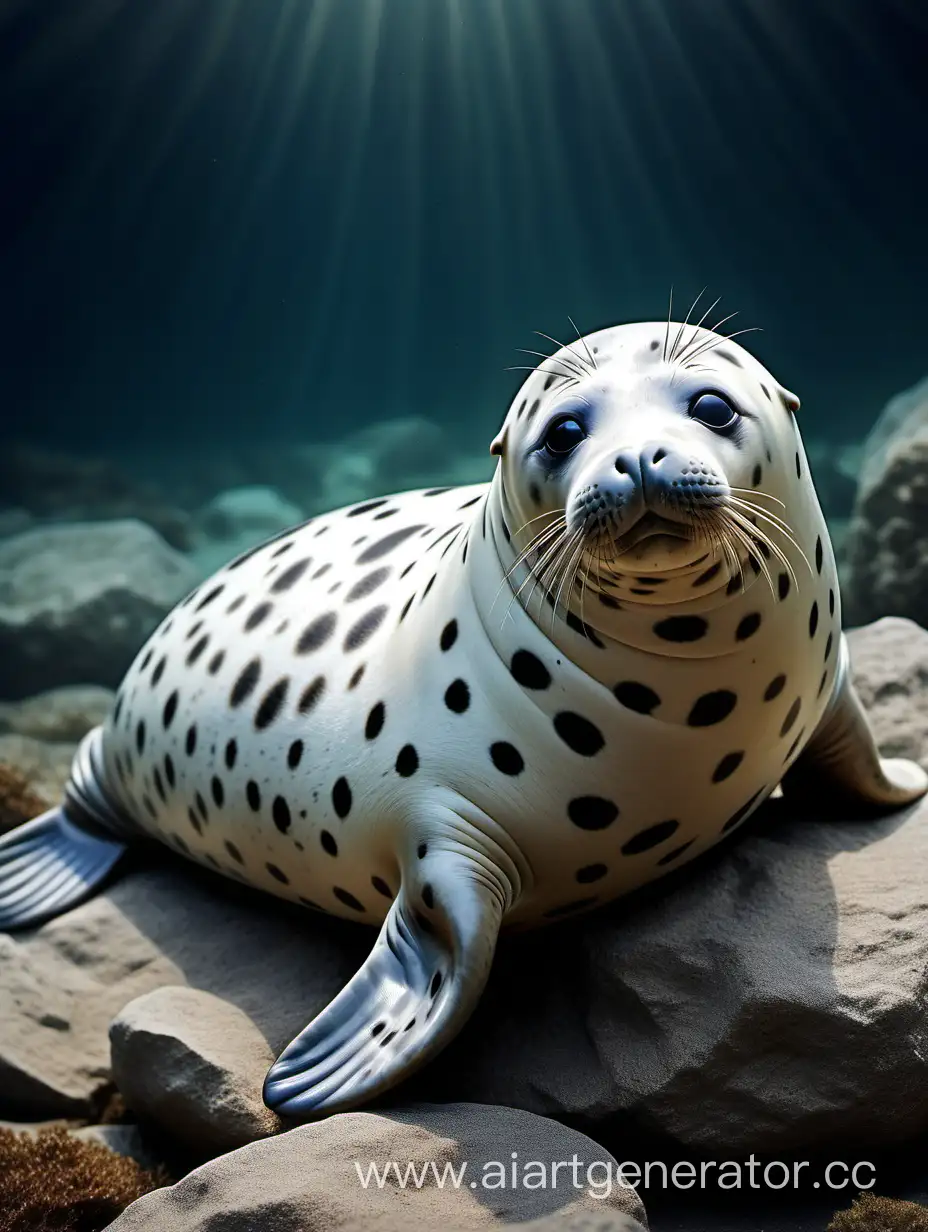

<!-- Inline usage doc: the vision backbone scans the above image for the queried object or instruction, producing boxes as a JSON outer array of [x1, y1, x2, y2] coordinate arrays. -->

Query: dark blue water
[[1, 0, 926, 456]]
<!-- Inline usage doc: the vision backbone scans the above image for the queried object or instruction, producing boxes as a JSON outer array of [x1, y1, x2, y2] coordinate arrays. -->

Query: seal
[[2, 316, 925, 1120]]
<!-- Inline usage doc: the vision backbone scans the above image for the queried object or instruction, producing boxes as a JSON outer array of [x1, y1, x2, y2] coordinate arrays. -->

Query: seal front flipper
[[0, 728, 133, 931], [782, 635, 928, 813], [263, 843, 511, 1119]]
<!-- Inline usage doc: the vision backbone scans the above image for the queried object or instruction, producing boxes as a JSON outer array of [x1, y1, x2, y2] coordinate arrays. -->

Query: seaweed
[[0, 765, 45, 834], [0, 1126, 165, 1232], [829, 1192, 928, 1231]]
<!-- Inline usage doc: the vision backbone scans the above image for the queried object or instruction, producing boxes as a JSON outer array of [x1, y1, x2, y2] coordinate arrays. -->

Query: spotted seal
[[2, 317, 925, 1120]]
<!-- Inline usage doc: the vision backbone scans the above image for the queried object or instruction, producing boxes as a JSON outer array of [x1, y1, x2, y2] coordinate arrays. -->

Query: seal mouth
[[612, 510, 693, 553]]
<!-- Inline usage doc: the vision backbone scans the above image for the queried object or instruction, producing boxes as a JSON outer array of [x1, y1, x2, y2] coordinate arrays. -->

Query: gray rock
[[72, 1122, 163, 1172], [0, 519, 198, 699], [197, 486, 304, 541], [0, 685, 114, 743], [110, 987, 281, 1152], [1, 620, 928, 1154], [106, 1104, 648, 1232], [843, 375, 928, 626]]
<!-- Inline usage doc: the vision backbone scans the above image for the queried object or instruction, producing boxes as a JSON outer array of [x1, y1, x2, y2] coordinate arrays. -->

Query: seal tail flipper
[[263, 846, 509, 1119], [0, 726, 137, 932], [0, 807, 127, 930], [782, 635, 928, 813]]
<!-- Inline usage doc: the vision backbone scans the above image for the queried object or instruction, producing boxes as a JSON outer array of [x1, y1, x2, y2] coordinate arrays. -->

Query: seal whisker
[[728, 487, 787, 511], [724, 515, 779, 602], [681, 327, 762, 368], [675, 310, 739, 365], [495, 518, 566, 621], [680, 295, 722, 363], [551, 532, 587, 639], [662, 285, 674, 363], [726, 501, 806, 586], [509, 519, 573, 625], [504, 365, 580, 388], [726, 494, 810, 569], [533, 330, 595, 377], [516, 350, 585, 381], [567, 316, 597, 371], [669, 287, 706, 365]]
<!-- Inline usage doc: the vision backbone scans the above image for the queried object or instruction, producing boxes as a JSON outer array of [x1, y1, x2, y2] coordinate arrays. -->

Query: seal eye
[[543, 416, 586, 456], [689, 392, 739, 434]]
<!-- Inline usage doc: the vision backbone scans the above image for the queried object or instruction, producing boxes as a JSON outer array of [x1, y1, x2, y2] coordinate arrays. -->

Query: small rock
[[197, 486, 305, 541], [110, 986, 281, 1152], [0, 685, 114, 743], [0, 520, 198, 699], [72, 1123, 163, 1173], [105, 1104, 648, 1231]]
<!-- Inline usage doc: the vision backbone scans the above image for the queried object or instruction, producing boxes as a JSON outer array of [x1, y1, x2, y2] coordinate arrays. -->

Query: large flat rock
[[106, 1104, 648, 1232], [0, 618, 927, 1155]]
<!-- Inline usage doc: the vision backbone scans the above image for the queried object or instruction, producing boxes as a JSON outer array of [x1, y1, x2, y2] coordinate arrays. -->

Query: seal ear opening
[[779, 387, 801, 414], [489, 431, 506, 458]]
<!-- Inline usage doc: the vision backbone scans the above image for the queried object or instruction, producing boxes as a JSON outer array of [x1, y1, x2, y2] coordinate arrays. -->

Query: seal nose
[[614, 450, 642, 486], [638, 442, 725, 510]]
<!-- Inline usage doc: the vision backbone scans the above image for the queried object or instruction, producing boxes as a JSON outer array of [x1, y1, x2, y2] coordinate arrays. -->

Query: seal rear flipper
[[263, 849, 508, 1119], [782, 635, 928, 814], [0, 808, 127, 930]]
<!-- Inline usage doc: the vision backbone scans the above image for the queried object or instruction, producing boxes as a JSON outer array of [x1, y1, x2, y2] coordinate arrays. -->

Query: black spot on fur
[[736, 613, 761, 640], [795, 452, 801, 479], [622, 819, 679, 855], [297, 613, 337, 654], [510, 650, 551, 690], [208, 650, 225, 675], [266, 863, 289, 884], [298, 676, 326, 712], [371, 876, 393, 898], [365, 702, 385, 739], [333, 887, 365, 912], [658, 840, 695, 865], [396, 745, 419, 777], [654, 615, 708, 643], [613, 681, 660, 715], [688, 690, 737, 726], [245, 602, 273, 632], [271, 559, 311, 593], [225, 739, 237, 769], [357, 526, 425, 564], [162, 691, 178, 730], [225, 840, 244, 864], [444, 679, 470, 712], [440, 620, 458, 651], [568, 796, 619, 830], [764, 674, 786, 701], [553, 712, 604, 756], [211, 776, 224, 808], [272, 795, 292, 833], [246, 781, 261, 811], [321, 830, 338, 856], [778, 572, 790, 601], [287, 739, 304, 769], [185, 725, 197, 756], [490, 742, 524, 775], [346, 567, 391, 602], [780, 697, 801, 737], [751, 464, 762, 487], [151, 657, 167, 687], [348, 499, 389, 517], [712, 751, 744, 782], [332, 777, 352, 818], [231, 659, 262, 707], [344, 606, 387, 651], [164, 754, 175, 788], [576, 863, 608, 884], [693, 561, 722, 587], [809, 601, 819, 638], [824, 632, 833, 661], [135, 720, 146, 754], [255, 678, 289, 729], [348, 666, 365, 689]]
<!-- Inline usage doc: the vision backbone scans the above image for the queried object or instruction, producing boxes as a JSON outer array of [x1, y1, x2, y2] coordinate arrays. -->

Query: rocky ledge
[[0, 617, 927, 1168]]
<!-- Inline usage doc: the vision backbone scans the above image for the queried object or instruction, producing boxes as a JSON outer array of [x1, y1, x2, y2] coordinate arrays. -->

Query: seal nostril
[[652, 449, 667, 465]]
